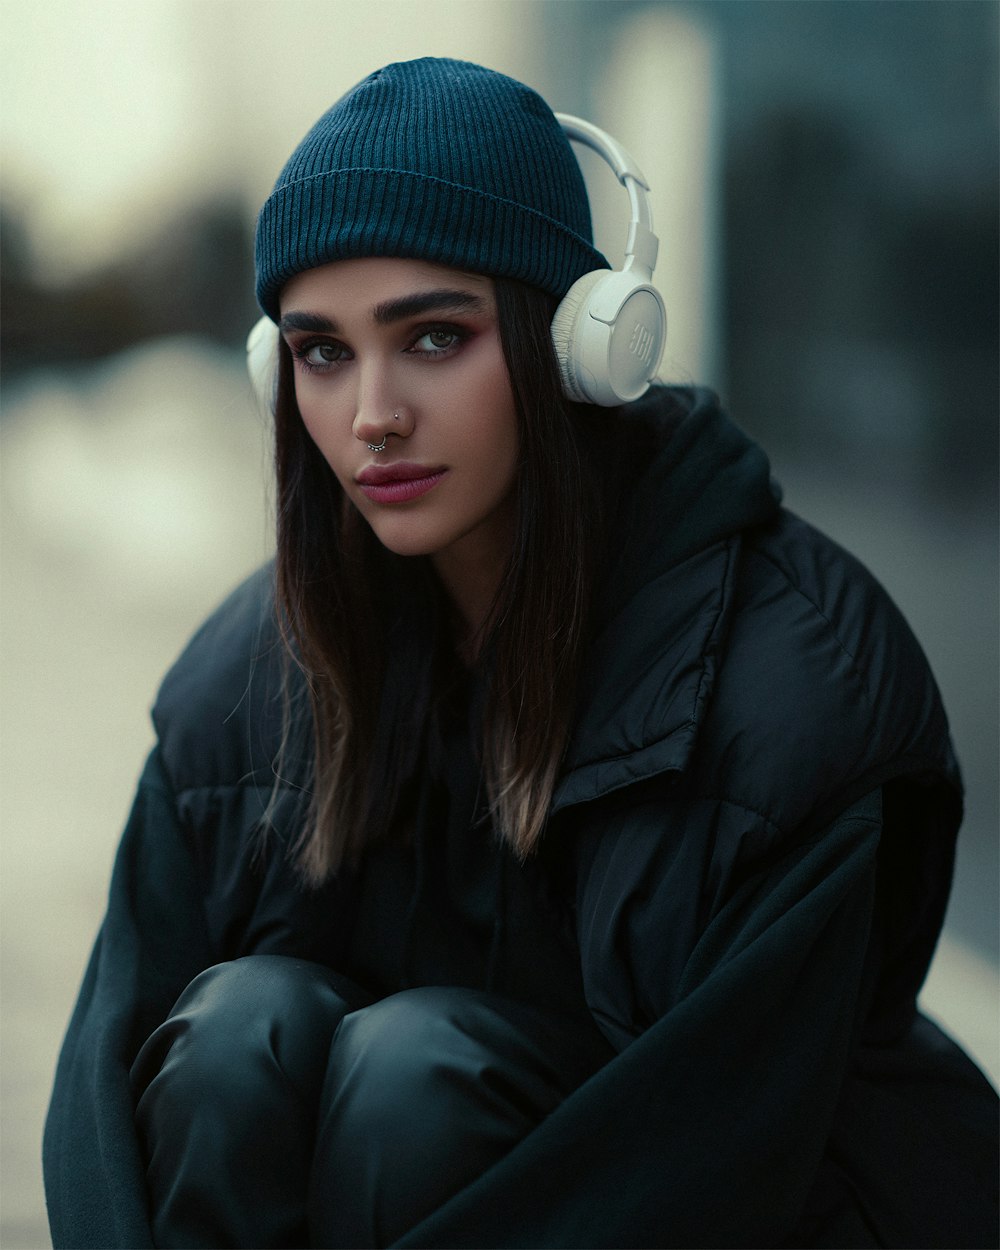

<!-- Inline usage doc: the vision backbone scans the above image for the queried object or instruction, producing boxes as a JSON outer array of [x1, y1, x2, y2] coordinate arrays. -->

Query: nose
[[353, 406, 414, 451], [352, 363, 415, 451]]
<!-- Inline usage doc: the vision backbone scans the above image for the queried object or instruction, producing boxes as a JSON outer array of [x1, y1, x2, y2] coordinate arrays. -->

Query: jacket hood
[[598, 386, 781, 612], [555, 387, 782, 810]]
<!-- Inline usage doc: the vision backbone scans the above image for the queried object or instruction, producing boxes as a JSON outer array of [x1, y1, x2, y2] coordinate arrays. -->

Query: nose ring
[[366, 414, 401, 453]]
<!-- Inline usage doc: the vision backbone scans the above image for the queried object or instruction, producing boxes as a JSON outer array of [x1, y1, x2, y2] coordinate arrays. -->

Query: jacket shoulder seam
[[747, 544, 877, 715], [689, 536, 738, 718]]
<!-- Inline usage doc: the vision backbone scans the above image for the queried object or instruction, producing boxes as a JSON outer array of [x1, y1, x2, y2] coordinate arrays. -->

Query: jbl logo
[[628, 322, 654, 365]]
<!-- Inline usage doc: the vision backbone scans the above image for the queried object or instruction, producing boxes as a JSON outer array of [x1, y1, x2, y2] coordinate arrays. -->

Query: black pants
[[130, 955, 610, 1249]]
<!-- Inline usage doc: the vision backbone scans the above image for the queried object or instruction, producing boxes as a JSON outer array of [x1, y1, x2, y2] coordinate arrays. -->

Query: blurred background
[[1, 2, 997, 1245]]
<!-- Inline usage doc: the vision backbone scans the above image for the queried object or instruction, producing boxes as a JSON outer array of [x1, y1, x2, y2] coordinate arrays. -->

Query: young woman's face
[[279, 257, 520, 571]]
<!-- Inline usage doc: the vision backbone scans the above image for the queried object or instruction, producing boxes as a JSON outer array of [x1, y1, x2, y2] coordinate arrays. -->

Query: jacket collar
[[553, 387, 781, 812]]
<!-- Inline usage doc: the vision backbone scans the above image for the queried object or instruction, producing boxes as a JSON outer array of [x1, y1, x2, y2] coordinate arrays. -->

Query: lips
[[357, 462, 446, 486], [356, 461, 448, 504]]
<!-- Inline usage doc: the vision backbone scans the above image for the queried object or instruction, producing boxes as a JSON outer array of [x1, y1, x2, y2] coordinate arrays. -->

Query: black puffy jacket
[[44, 387, 997, 1249]]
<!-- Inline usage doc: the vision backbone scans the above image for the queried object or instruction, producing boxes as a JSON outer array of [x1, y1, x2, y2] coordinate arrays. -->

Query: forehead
[[280, 257, 494, 313]]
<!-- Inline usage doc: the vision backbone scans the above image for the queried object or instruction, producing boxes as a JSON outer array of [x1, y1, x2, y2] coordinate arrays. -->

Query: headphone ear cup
[[552, 269, 666, 407], [246, 316, 280, 415], [551, 270, 608, 404]]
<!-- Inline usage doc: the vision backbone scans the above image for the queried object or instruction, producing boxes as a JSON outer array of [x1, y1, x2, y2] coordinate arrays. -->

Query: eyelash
[[290, 323, 471, 374]]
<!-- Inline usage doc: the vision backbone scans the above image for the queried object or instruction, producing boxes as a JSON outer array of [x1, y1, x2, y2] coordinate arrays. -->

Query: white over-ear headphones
[[550, 114, 666, 406], [246, 113, 665, 411]]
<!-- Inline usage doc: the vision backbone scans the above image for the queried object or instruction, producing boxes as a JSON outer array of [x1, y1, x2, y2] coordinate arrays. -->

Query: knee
[[319, 988, 488, 1140], [328, 986, 545, 1115], [131, 956, 361, 1110], [333, 986, 488, 1071]]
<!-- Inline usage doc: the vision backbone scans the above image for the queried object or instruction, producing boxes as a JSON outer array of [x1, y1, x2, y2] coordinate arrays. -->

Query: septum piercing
[[367, 414, 400, 453]]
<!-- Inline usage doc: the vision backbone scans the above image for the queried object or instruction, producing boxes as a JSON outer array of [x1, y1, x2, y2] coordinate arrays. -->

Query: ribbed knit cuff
[[256, 168, 607, 319]]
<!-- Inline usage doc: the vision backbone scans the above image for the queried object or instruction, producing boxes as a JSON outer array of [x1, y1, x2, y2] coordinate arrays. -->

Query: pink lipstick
[[356, 462, 448, 504]]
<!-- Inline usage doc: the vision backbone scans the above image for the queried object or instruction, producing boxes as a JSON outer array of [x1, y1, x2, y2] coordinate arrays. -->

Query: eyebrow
[[372, 289, 487, 325], [279, 288, 488, 336]]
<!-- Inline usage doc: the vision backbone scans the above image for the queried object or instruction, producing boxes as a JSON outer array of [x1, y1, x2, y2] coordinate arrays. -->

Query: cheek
[[490, 412, 520, 485], [453, 400, 519, 498], [294, 382, 320, 441], [465, 361, 520, 479], [295, 379, 328, 437], [472, 426, 519, 519], [489, 384, 521, 482], [296, 389, 349, 475]]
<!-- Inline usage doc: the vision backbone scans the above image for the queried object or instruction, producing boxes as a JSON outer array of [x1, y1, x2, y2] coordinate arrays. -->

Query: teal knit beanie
[[255, 57, 608, 320]]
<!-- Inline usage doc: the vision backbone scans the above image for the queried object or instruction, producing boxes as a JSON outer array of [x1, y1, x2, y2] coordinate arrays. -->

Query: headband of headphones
[[550, 114, 666, 405], [247, 114, 665, 410]]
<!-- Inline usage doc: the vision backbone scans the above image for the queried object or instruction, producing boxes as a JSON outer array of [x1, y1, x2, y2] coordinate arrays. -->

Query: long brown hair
[[271, 275, 609, 884]]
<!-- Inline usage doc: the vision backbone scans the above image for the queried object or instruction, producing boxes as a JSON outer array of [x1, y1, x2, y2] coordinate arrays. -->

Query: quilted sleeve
[[43, 750, 213, 1250]]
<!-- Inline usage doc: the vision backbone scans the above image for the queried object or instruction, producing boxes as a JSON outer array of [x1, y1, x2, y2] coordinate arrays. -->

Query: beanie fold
[[257, 168, 607, 320]]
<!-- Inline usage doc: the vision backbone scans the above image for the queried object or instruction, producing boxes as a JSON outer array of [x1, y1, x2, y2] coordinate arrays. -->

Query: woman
[[44, 57, 997, 1250]]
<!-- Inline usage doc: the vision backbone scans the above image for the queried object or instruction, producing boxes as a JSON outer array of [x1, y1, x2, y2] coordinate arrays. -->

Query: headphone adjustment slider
[[625, 219, 659, 276]]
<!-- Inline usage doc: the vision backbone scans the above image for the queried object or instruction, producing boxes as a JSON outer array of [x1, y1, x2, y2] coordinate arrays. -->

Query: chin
[[366, 520, 447, 560]]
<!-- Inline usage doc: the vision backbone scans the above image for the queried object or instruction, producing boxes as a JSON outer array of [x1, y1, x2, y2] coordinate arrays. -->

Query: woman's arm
[[394, 793, 882, 1249], [43, 749, 213, 1250]]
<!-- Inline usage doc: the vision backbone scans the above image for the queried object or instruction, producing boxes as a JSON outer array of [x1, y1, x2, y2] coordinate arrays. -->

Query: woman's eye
[[304, 342, 346, 366], [291, 340, 349, 371], [412, 328, 462, 354]]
